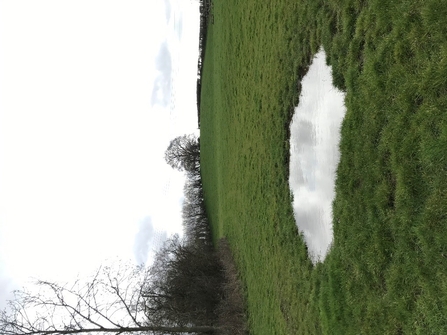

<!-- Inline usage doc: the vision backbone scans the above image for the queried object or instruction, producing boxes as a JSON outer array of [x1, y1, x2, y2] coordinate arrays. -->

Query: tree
[[182, 176, 211, 244], [164, 134, 200, 173], [0, 263, 219, 335], [142, 236, 222, 329]]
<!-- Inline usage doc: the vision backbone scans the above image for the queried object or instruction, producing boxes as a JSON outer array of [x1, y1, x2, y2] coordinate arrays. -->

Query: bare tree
[[142, 236, 223, 329], [182, 176, 211, 245], [164, 134, 200, 173], [0, 263, 218, 335]]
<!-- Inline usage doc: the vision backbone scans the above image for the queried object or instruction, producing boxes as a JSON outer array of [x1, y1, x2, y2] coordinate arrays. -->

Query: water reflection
[[289, 48, 346, 264]]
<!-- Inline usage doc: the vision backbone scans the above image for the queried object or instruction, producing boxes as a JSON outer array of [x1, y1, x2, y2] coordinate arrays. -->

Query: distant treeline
[[162, 134, 247, 334], [196, 0, 213, 128]]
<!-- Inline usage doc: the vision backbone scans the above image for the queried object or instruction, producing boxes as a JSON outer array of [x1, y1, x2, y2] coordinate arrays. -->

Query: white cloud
[[0, 265, 17, 310], [133, 216, 168, 265], [164, 0, 172, 21], [151, 41, 173, 106]]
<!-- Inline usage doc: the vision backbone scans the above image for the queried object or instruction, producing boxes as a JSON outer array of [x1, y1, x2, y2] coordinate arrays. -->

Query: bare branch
[[0, 257, 221, 335], [106, 274, 140, 327]]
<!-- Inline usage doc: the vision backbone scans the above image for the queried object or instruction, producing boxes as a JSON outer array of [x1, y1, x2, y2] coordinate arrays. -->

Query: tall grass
[[200, 0, 447, 333]]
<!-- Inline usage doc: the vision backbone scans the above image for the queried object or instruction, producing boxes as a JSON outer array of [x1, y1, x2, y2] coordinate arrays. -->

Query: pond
[[289, 48, 346, 264]]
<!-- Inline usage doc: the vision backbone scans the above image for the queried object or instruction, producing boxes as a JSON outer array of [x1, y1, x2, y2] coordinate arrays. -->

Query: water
[[289, 48, 346, 264]]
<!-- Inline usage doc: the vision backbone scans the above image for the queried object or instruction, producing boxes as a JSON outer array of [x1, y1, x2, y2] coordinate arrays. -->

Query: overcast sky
[[0, 0, 200, 309]]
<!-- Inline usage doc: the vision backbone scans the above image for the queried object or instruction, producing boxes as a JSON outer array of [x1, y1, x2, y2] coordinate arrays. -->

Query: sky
[[0, 0, 200, 309]]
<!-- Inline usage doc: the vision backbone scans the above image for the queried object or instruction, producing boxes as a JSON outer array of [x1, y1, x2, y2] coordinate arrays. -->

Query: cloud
[[164, 0, 172, 21], [175, 15, 183, 39], [133, 217, 168, 265], [0, 270, 17, 310], [151, 41, 172, 106]]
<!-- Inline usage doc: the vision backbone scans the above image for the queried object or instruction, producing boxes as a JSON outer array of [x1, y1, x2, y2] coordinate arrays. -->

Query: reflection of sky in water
[[289, 48, 346, 264]]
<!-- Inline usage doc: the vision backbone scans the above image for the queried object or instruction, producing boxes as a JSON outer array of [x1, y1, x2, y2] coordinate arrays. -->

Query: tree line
[[196, 0, 214, 127], [0, 134, 245, 335]]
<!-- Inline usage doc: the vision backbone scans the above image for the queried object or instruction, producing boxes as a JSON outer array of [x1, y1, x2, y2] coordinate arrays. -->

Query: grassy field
[[199, 0, 447, 334]]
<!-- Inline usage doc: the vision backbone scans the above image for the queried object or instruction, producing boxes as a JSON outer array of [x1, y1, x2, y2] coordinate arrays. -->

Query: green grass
[[200, 0, 447, 334]]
